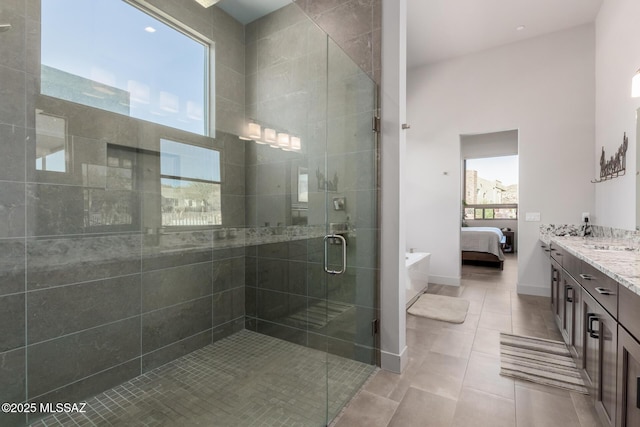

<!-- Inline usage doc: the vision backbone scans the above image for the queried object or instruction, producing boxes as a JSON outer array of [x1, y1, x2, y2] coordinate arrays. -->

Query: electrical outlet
[[525, 212, 541, 222], [582, 212, 590, 222]]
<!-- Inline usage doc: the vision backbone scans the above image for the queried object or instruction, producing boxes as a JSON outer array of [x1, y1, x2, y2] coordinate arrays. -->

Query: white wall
[[406, 24, 596, 295], [594, 0, 640, 229], [461, 130, 518, 159], [380, 0, 407, 373]]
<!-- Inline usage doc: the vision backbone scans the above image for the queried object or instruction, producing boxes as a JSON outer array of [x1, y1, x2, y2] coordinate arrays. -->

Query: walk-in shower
[[0, 0, 380, 425]]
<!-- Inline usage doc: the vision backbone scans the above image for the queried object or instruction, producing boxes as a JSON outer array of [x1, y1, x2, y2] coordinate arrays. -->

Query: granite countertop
[[541, 235, 640, 296]]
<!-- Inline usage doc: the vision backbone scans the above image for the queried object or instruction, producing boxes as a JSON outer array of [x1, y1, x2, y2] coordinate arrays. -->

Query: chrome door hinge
[[372, 116, 381, 133], [371, 318, 379, 335]]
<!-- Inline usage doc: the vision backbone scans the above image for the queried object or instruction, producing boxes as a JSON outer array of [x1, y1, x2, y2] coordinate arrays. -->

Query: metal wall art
[[316, 168, 339, 192], [591, 132, 628, 183]]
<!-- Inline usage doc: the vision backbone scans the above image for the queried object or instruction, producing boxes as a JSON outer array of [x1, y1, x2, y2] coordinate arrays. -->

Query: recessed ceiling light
[[516, 25, 526, 31], [145, 26, 156, 33]]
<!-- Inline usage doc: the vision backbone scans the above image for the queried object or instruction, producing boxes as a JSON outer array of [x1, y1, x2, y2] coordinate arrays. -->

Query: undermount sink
[[582, 243, 636, 252]]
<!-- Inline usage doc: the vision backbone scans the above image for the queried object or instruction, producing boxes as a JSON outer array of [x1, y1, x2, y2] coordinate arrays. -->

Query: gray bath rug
[[407, 294, 470, 323], [499, 332, 588, 394]]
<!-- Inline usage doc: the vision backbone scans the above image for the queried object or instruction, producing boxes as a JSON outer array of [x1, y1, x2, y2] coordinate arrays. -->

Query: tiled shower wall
[[0, 1, 247, 426], [0, 0, 381, 425], [243, 4, 380, 363], [296, 0, 382, 84]]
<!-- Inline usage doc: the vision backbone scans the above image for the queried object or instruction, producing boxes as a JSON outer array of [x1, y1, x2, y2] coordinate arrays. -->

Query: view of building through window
[[464, 155, 518, 220]]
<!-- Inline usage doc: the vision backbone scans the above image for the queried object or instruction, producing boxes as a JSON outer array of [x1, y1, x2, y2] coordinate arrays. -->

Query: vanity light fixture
[[248, 122, 262, 139], [239, 121, 302, 151], [290, 136, 301, 151], [632, 69, 640, 98], [239, 122, 259, 141], [277, 133, 291, 150], [264, 128, 277, 144]]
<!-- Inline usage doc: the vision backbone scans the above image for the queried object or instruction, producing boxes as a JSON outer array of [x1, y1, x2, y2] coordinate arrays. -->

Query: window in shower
[[40, 0, 212, 136], [160, 139, 222, 226]]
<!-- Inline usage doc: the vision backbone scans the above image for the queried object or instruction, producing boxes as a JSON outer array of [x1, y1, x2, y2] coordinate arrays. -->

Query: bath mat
[[407, 294, 470, 323], [499, 332, 588, 394]]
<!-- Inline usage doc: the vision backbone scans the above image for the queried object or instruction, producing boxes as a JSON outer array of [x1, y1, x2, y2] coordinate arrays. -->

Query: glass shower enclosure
[[0, 0, 379, 425]]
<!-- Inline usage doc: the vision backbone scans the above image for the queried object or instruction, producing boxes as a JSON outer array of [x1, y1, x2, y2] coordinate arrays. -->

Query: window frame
[[159, 138, 222, 229], [463, 157, 518, 221], [40, 0, 215, 136]]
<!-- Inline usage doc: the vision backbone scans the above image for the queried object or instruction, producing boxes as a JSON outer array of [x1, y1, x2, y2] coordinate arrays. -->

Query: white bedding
[[461, 227, 505, 260]]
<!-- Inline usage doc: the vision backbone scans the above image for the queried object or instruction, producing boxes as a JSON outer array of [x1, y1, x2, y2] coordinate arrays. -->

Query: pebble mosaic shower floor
[[29, 330, 374, 427]]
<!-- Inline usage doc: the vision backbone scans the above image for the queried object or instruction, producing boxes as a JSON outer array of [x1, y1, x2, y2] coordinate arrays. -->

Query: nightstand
[[502, 230, 515, 253]]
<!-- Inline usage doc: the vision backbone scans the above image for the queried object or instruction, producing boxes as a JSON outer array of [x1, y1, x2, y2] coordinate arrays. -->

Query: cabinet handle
[[594, 287, 615, 296], [564, 286, 573, 303], [579, 273, 593, 281], [637, 377, 640, 409], [544, 249, 551, 252], [586, 313, 599, 339]]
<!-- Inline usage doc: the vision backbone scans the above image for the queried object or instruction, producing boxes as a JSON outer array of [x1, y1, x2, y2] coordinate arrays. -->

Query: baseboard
[[517, 284, 550, 297], [429, 275, 461, 286], [380, 345, 408, 373]]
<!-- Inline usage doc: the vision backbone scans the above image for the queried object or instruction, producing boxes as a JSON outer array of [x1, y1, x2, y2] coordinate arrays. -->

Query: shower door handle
[[324, 234, 347, 275]]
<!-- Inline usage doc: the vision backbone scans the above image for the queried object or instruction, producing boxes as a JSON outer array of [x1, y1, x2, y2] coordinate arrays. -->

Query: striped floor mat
[[499, 333, 588, 394]]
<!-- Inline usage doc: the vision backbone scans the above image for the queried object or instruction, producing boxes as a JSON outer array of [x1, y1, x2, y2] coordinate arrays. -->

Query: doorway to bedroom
[[460, 130, 518, 277]]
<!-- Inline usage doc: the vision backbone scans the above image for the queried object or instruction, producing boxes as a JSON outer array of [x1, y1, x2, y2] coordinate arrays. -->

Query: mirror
[[291, 166, 308, 225]]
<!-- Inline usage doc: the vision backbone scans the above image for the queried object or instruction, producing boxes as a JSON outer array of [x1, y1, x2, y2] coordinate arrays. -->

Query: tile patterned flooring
[[30, 330, 374, 427], [332, 254, 604, 427]]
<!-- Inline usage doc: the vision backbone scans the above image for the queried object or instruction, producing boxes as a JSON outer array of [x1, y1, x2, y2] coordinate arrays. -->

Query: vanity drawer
[[550, 243, 565, 265], [562, 250, 582, 281], [619, 285, 640, 340], [578, 263, 618, 318]]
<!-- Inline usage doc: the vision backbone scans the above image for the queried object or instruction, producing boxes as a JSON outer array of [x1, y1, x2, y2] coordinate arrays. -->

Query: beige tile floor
[[332, 254, 603, 427]]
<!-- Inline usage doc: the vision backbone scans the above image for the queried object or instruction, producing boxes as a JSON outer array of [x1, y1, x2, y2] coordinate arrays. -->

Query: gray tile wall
[[244, 4, 379, 365], [0, 0, 380, 425], [295, 0, 382, 84], [0, 1, 246, 426]]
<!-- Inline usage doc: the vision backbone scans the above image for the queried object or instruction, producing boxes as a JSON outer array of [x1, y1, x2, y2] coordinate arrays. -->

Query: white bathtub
[[405, 252, 431, 307]]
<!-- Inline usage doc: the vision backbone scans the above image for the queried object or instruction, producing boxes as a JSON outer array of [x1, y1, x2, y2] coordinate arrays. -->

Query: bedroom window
[[464, 155, 518, 220], [40, 0, 211, 136]]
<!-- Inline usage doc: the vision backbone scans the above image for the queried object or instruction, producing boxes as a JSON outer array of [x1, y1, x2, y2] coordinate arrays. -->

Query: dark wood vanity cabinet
[[551, 258, 562, 327], [595, 305, 618, 427], [617, 326, 640, 427], [580, 282, 618, 427], [543, 241, 640, 427], [546, 244, 620, 427], [582, 290, 600, 392], [560, 270, 581, 351], [550, 246, 582, 359], [578, 264, 618, 427], [617, 285, 640, 427]]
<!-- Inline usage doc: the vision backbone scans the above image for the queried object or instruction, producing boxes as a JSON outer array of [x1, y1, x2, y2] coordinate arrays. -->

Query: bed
[[461, 227, 506, 270]]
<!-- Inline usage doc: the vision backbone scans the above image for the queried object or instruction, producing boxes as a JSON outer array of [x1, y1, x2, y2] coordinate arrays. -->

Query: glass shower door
[[322, 38, 379, 421], [226, 1, 378, 423]]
